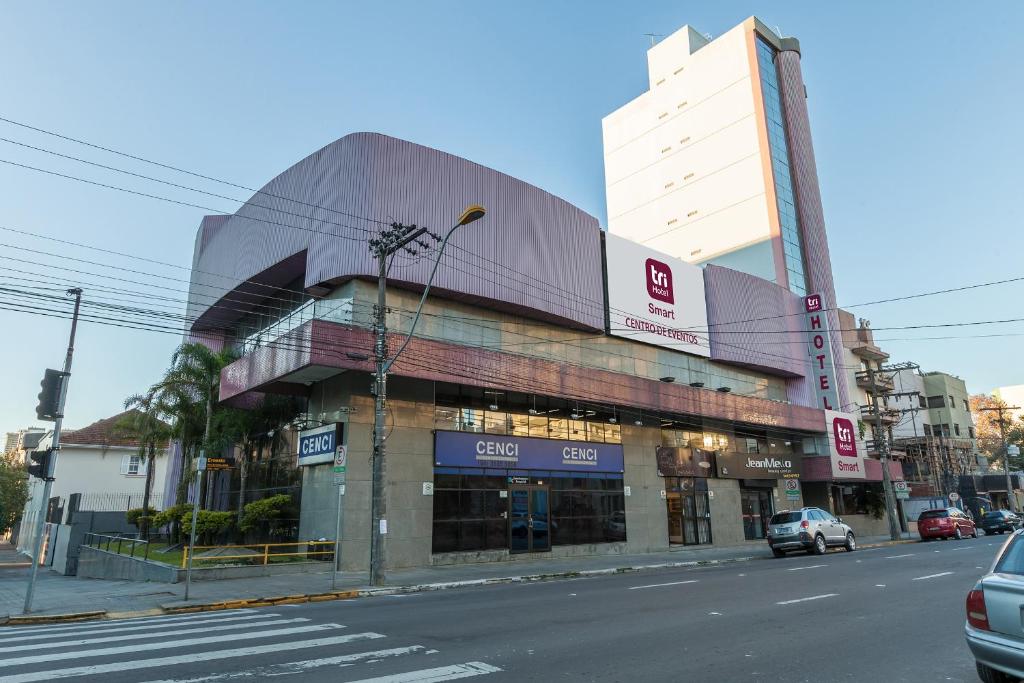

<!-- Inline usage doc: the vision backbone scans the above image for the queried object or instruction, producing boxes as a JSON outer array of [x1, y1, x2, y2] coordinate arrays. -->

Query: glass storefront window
[[547, 418, 569, 440]]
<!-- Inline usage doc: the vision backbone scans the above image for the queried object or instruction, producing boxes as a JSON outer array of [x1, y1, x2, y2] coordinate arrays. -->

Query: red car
[[918, 507, 977, 540]]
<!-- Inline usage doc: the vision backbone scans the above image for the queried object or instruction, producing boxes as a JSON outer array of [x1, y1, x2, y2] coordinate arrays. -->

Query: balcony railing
[[854, 371, 894, 393]]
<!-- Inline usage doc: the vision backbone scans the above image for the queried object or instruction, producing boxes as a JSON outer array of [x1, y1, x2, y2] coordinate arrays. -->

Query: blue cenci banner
[[297, 423, 341, 466], [434, 431, 624, 472]]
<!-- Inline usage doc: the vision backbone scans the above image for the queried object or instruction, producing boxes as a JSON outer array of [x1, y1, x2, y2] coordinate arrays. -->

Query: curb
[[0, 538, 922, 624], [2, 610, 106, 626]]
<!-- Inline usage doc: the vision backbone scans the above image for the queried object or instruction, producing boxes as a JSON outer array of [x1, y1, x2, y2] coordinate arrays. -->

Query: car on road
[[919, 508, 978, 541], [766, 507, 856, 558], [965, 528, 1024, 682], [981, 510, 1022, 536]]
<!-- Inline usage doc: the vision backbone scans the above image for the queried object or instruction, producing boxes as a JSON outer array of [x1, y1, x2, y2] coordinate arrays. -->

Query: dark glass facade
[[432, 467, 625, 553], [756, 36, 808, 296]]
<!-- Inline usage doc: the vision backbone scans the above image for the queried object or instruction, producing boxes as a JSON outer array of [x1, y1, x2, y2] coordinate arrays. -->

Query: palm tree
[[118, 394, 172, 539], [148, 342, 238, 508]]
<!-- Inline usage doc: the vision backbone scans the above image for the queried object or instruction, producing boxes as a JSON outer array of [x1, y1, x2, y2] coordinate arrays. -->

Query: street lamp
[[368, 204, 486, 587]]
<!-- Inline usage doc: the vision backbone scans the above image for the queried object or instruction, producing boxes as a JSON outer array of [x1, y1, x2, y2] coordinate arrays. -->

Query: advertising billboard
[[804, 294, 841, 411], [825, 410, 865, 479], [605, 233, 710, 357], [434, 431, 625, 472], [716, 452, 801, 479], [655, 447, 715, 477]]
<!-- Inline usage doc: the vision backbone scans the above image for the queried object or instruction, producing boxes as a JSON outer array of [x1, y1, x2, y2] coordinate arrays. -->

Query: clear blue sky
[[1, 1, 1022, 432]]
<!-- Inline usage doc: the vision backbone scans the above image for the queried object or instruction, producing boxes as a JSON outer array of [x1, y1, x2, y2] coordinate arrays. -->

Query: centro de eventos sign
[[434, 431, 624, 472], [604, 233, 710, 358]]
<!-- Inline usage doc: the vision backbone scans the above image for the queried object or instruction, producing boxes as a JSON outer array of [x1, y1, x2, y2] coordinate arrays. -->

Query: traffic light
[[35, 369, 68, 422], [27, 448, 53, 480]]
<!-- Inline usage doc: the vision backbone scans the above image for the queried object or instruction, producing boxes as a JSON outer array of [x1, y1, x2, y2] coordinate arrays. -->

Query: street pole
[[369, 253, 389, 587], [332, 483, 344, 590], [24, 288, 82, 614], [366, 207, 486, 587], [980, 405, 1021, 513], [867, 365, 901, 541], [184, 462, 204, 600]]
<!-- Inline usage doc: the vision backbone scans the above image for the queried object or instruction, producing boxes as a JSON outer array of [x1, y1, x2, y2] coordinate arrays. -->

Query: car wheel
[[976, 660, 1015, 683], [772, 548, 786, 558], [813, 534, 827, 555], [955, 526, 963, 540], [845, 533, 856, 551]]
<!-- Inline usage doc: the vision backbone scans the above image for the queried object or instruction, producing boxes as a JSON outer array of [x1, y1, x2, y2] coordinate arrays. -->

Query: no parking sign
[[784, 478, 800, 501]]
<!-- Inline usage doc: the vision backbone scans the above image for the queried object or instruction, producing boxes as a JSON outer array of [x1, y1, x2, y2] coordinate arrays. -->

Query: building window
[[927, 396, 945, 408], [963, 399, 970, 411], [923, 424, 932, 436], [954, 424, 961, 437], [970, 426, 976, 439], [949, 395, 956, 409], [120, 454, 145, 477], [918, 394, 927, 408]]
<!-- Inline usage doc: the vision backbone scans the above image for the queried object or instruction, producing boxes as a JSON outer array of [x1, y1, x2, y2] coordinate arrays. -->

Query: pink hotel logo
[[832, 416, 857, 457], [645, 258, 674, 304], [805, 294, 822, 312]]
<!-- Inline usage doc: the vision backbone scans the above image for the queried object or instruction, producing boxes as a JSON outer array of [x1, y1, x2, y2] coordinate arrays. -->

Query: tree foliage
[[239, 494, 294, 533], [0, 452, 28, 535], [970, 394, 1024, 469]]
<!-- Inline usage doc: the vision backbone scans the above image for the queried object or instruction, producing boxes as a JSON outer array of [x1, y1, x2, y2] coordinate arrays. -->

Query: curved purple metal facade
[[187, 133, 606, 332]]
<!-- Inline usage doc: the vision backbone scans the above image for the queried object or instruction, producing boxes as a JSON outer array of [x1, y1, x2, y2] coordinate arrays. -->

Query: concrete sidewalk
[[0, 534, 914, 622]]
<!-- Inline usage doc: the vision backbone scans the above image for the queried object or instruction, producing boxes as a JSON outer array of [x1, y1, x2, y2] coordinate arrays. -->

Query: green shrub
[[153, 503, 191, 530], [181, 510, 234, 544], [126, 507, 157, 527], [239, 494, 294, 533]]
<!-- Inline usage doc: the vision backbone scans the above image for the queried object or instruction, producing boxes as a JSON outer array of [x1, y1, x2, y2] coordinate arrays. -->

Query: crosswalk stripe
[[0, 613, 277, 644], [0, 617, 309, 653], [0, 632, 386, 683], [0, 609, 255, 634], [0, 622, 345, 667], [141, 646, 429, 682], [344, 662, 503, 682]]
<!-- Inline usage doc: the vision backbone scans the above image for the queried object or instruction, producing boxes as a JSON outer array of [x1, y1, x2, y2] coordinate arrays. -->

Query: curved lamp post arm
[[383, 204, 485, 373]]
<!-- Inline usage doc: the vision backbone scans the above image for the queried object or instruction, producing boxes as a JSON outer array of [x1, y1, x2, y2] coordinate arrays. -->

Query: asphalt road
[[0, 535, 1007, 683]]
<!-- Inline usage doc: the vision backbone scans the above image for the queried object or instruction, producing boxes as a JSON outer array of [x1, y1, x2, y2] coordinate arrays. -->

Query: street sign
[[894, 481, 910, 500], [205, 457, 234, 471], [333, 446, 347, 486], [784, 478, 800, 501], [196, 456, 207, 471], [1009, 445, 1021, 457], [949, 492, 961, 503]]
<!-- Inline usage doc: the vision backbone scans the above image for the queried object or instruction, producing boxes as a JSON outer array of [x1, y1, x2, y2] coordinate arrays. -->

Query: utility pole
[[866, 364, 902, 541], [979, 405, 1021, 513], [24, 288, 82, 614], [368, 222, 431, 587]]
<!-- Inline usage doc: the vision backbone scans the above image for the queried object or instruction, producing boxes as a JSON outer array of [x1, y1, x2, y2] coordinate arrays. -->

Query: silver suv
[[767, 507, 856, 558]]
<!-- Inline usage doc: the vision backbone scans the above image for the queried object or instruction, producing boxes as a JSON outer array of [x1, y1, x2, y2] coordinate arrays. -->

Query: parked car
[[981, 510, 1022, 536], [766, 507, 856, 558], [919, 508, 978, 541], [965, 529, 1024, 682]]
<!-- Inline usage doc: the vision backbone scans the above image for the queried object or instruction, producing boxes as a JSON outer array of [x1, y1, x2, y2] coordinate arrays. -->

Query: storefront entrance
[[740, 487, 774, 540], [509, 486, 550, 553], [665, 477, 712, 545]]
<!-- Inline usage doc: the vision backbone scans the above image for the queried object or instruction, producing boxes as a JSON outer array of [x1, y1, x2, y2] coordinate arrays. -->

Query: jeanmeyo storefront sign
[[825, 410, 865, 479], [604, 233, 710, 357]]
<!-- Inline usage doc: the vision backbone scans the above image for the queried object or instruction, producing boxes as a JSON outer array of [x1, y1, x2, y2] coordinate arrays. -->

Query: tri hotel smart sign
[[825, 409, 865, 479], [604, 233, 710, 358]]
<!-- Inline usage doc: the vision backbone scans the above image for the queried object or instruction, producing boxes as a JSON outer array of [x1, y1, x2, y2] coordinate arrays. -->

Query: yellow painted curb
[[309, 594, 339, 602], [4, 610, 106, 626], [273, 597, 309, 605], [332, 590, 360, 600]]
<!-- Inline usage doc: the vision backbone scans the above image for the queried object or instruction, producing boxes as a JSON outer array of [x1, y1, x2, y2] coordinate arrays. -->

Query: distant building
[[16, 411, 170, 556], [4, 427, 45, 459]]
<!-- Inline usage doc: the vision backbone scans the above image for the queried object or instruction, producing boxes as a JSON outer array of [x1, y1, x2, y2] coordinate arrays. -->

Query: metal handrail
[[180, 540, 335, 569]]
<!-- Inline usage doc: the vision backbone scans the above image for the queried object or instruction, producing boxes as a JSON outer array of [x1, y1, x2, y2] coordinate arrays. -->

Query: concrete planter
[[76, 546, 331, 583]]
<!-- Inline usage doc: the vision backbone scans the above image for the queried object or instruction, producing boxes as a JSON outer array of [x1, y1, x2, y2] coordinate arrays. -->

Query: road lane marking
[[913, 572, 954, 581], [876, 584, 886, 587], [708, 612, 721, 615], [0, 613, 276, 644], [0, 632, 386, 683], [0, 623, 348, 667], [141, 646, 429, 682], [952, 547, 971, 551], [343, 662, 503, 682], [0, 617, 309, 653], [776, 593, 839, 605], [934, 550, 941, 553], [628, 580, 698, 590], [787, 564, 826, 571], [885, 554, 915, 559]]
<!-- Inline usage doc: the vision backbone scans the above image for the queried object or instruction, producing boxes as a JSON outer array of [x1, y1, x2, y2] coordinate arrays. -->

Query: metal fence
[[74, 492, 165, 512]]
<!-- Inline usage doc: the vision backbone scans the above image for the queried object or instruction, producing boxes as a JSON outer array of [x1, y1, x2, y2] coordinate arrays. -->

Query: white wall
[[603, 21, 775, 272]]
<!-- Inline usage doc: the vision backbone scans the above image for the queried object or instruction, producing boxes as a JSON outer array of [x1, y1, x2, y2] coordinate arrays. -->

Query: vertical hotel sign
[[804, 294, 840, 411]]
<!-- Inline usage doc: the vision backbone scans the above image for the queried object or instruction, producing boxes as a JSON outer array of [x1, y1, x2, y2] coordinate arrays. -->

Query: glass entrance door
[[741, 488, 774, 540], [509, 486, 551, 553], [665, 478, 712, 545]]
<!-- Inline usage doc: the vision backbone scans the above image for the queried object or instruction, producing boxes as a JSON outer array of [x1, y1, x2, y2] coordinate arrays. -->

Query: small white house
[[17, 411, 170, 553]]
